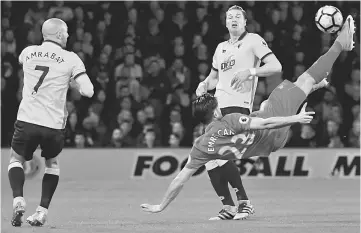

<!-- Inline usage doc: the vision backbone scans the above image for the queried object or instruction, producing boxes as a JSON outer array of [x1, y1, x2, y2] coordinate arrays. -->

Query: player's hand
[[231, 69, 252, 91], [140, 204, 163, 213], [296, 103, 315, 124], [196, 82, 207, 96]]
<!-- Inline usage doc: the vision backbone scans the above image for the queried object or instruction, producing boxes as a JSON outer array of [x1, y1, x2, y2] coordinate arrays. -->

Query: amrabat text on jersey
[[25, 51, 65, 64]]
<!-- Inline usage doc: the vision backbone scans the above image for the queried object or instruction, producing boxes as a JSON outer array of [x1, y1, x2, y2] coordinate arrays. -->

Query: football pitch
[[1, 176, 360, 233]]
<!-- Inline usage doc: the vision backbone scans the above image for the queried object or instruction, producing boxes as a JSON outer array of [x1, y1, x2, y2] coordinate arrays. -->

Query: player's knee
[[9, 148, 25, 165], [205, 161, 219, 171], [44, 157, 60, 176], [260, 100, 269, 111], [294, 72, 316, 95]]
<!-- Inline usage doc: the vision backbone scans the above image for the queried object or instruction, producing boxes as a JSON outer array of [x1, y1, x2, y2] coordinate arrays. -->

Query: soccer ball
[[315, 5, 343, 33]]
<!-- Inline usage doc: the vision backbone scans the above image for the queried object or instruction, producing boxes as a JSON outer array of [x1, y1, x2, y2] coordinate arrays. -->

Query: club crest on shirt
[[221, 55, 235, 72], [239, 116, 249, 124]]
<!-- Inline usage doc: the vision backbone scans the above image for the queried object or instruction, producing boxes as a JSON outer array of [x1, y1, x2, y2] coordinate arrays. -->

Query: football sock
[[306, 41, 342, 83], [238, 200, 251, 205], [220, 161, 249, 200], [207, 166, 235, 206], [8, 162, 25, 198], [40, 168, 59, 209]]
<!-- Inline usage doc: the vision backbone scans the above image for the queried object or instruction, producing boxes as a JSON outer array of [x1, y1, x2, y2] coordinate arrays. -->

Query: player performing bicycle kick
[[140, 15, 355, 215]]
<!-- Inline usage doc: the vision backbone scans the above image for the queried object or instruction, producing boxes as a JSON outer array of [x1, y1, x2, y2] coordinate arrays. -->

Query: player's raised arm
[[71, 53, 94, 97], [141, 166, 198, 213], [196, 45, 220, 96], [228, 103, 315, 131]]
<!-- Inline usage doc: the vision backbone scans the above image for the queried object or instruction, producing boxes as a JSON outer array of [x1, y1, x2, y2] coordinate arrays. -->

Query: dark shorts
[[11, 120, 65, 161], [252, 80, 307, 150], [255, 80, 307, 118], [221, 106, 250, 116]]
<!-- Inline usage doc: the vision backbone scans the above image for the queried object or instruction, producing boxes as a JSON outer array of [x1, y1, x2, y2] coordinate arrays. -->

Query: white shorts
[[205, 159, 228, 171]]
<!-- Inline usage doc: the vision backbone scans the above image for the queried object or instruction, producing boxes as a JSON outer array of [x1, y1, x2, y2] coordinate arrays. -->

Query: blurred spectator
[[114, 52, 142, 101], [167, 10, 193, 44], [137, 129, 160, 148], [142, 18, 166, 57], [65, 112, 79, 147], [348, 119, 360, 148], [319, 120, 345, 148], [74, 133, 86, 148], [48, 1, 73, 22], [2, 29, 16, 56], [110, 128, 124, 148], [314, 87, 341, 123], [141, 58, 171, 117], [169, 133, 181, 148], [167, 58, 191, 91]]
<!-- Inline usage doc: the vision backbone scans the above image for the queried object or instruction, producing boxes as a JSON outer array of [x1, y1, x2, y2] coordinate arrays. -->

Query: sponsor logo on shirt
[[221, 55, 235, 72]]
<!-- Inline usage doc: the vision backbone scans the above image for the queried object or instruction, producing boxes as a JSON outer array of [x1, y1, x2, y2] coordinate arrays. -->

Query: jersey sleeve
[[185, 148, 210, 169], [252, 34, 273, 62], [18, 47, 27, 65], [223, 113, 252, 133], [71, 52, 86, 80], [211, 44, 220, 72]]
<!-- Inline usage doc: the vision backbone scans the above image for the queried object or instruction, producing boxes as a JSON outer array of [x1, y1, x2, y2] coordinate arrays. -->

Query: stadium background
[[1, 1, 360, 149], [1, 2, 360, 232]]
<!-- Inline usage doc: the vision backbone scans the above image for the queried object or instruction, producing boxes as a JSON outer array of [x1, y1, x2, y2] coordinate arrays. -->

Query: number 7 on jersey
[[32, 65, 49, 94]]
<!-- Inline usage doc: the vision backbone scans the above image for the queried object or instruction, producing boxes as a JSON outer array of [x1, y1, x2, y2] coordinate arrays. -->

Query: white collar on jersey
[[43, 40, 63, 48], [228, 31, 248, 44]]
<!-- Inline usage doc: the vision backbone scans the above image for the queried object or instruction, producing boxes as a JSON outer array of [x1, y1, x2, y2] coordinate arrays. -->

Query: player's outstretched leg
[[295, 15, 355, 95], [8, 149, 27, 227], [27, 157, 60, 227]]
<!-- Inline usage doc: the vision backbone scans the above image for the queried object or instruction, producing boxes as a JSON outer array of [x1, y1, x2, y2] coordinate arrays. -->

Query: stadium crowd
[[1, 1, 360, 149]]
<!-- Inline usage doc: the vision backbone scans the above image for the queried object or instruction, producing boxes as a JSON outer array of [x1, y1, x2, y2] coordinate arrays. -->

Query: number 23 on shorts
[[219, 132, 255, 159]]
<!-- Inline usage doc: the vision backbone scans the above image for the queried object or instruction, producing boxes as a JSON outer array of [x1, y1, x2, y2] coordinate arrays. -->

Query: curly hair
[[192, 93, 218, 124]]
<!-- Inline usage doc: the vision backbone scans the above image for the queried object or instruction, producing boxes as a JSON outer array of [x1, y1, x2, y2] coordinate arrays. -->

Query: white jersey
[[17, 41, 86, 129], [212, 32, 273, 110]]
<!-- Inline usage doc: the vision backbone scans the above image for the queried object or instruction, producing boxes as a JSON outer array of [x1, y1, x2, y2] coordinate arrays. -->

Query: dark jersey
[[186, 113, 280, 169]]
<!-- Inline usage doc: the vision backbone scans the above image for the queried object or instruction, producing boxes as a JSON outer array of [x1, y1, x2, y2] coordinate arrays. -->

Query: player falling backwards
[[196, 5, 282, 220], [8, 18, 94, 227], [141, 15, 355, 214]]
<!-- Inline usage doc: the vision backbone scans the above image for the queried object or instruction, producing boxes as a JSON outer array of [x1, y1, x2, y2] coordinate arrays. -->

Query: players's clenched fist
[[196, 82, 207, 96], [140, 203, 162, 213], [296, 103, 315, 124]]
